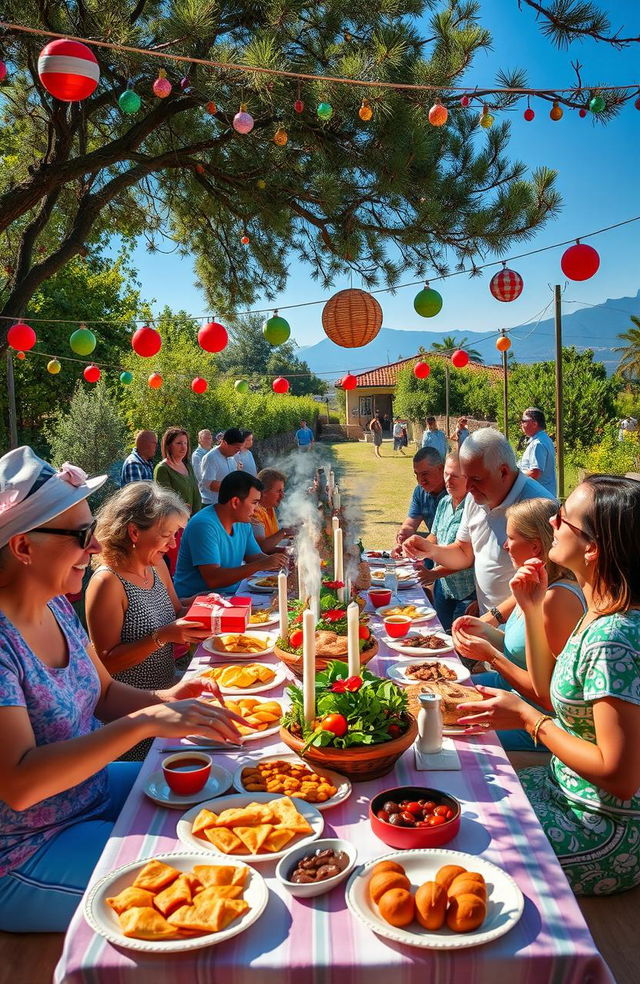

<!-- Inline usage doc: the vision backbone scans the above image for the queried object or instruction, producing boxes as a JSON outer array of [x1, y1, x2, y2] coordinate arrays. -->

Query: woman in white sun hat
[[0, 447, 245, 932]]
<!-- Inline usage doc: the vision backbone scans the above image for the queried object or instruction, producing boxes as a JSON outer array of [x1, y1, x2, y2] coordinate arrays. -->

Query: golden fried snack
[[224, 698, 281, 736], [191, 796, 312, 854], [202, 663, 275, 689], [214, 634, 268, 654], [239, 760, 337, 802], [118, 906, 179, 941]]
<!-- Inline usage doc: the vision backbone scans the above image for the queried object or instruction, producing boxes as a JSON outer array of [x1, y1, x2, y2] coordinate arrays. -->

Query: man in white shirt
[[191, 429, 213, 482], [199, 427, 244, 505], [402, 428, 555, 620], [392, 417, 406, 454]]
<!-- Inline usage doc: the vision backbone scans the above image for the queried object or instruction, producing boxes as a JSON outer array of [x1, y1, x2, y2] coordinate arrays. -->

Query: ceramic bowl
[[276, 838, 358, 898], [369, 785, 461, 849], [368, 588, 392, 608], [383, 615, 412, 638], [162, 752, 212, 796]]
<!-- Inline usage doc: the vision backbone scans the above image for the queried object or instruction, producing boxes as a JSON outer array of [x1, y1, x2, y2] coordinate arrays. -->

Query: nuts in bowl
[[369, 786, 461, 849]]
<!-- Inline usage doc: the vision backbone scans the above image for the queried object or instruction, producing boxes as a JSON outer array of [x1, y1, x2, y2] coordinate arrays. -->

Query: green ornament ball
[[69, 327, 97, 355], [119, 89, 141, 114], [234, 379, 249, 394], [256, 179, 266, 190], [413, 286, 443, 318], [263, 314, 291, 346], [317, 102, 333, 121], [589, 95, 605, 114], [119, 370, 133, 385]]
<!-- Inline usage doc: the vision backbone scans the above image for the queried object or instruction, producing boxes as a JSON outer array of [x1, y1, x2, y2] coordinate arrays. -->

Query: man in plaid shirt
[[120, 430, 157, 485]]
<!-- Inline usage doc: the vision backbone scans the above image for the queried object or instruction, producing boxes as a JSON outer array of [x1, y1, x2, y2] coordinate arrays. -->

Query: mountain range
[[299, 289, 640, 379]]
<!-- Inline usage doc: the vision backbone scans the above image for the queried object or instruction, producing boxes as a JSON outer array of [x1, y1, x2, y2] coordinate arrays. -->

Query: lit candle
[[347, 601, 360, 677], [334, 487, 341, 511], [297, 558, 305, 602], [331, 516, 340, 532], [278, 570, 288, 642], [303, 609, 316, 724], [334, 526, 344, 602]]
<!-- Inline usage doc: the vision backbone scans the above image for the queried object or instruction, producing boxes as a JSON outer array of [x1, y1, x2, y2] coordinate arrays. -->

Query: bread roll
[[446, 893, 487, 933], [378, 888, 415, 927], [448, 872, 487, 902], [368, 870, 410, 904], [370, 860, 406, 878], [435, 864, 467, 891], [415, 881, 447, 930]]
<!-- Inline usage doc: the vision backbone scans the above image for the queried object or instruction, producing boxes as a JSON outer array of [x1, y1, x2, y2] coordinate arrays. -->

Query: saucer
[[143, 764, 233, 809]]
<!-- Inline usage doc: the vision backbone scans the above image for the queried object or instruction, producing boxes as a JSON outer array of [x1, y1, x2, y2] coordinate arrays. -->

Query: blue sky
[[128, 1, 640, 360]]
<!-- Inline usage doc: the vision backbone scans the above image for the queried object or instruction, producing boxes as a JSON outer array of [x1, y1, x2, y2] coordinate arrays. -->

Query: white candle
[[278, 570, 288, 642], [347, 601, 360, 677], [328, 469, 335, 492], [334, 487, 341, 511], [334, 526, 344, 601], [297, 558, 305, 602], [303, 609, 316, 724], [331, 516, 340, 532]]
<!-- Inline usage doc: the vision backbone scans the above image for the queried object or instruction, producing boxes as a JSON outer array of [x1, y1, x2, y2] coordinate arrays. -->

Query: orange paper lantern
[[322, 289, 383, 349], [148, 372, 163, 389], [496, 335, 511, 352]]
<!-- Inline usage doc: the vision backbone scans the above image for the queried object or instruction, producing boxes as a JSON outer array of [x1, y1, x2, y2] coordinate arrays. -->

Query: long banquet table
[[55, 581, 614, 984]]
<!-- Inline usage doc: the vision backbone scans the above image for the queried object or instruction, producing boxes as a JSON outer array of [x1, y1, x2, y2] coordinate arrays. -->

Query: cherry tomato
[[406, 801, 423, 816], [289, 629, 303, 648], [423, 801, 437, 814], [388, 813, 405, 826], [377, 809, 390, 822], [400, 812, 416, 826], [319, 713, 348, 737], [387, 724, 403, 738], [434, 805, 450, 817], [358, 625, 370, 640], [428, 814, 447, 826], [445, 807, 454, 820], [416, 820, 430, 827]]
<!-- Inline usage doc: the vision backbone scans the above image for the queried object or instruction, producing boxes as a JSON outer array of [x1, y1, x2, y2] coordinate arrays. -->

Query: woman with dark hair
[[459, 475, 640, 895], [154, 428, 201, 515], [235, 430, 258, 476]]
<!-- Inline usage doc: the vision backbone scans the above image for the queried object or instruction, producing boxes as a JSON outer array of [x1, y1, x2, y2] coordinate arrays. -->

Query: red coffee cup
[[162, 752, 212, 795], [383, 614, 412, 638], [368, 588, 392, 608]]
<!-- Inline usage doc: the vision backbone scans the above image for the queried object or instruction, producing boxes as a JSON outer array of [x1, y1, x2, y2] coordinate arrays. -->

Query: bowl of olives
[[369, 785, 461, 849], [276, 838, 358, 898]]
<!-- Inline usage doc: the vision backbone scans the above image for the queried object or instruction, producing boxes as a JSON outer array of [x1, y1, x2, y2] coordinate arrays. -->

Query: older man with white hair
[[403, 428, 556, 622]]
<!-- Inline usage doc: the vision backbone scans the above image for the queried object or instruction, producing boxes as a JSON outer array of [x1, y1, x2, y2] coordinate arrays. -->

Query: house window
[[359, 396, 373, 418]]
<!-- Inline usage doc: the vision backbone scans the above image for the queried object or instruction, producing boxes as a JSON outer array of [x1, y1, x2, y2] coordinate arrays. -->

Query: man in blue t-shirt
[[392, 446, 446, 563], [295, 420, 314, 451], [518, 407, 557, 496], [174, 472, 289, 597]]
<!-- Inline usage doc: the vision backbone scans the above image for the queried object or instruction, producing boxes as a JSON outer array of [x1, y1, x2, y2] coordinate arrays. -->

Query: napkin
[[414, 737, 461, 771]]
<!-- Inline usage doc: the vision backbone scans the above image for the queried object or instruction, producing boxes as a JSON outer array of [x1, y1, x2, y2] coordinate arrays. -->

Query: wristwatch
[[489, 606, 506, 625]]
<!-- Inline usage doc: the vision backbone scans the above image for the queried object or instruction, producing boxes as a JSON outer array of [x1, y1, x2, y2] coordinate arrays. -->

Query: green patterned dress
[[520, 610, 640, 895]]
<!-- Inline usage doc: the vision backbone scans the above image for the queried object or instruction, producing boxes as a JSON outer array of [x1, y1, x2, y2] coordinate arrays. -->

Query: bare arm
[[197, 551, 288, 590], [403, 534, 474, 571]]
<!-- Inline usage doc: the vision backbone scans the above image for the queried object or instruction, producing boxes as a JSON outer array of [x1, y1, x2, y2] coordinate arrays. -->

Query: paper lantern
[[47, 358, 61, 374], [480, 105, 493, 128], [317, 102, 333, 120], [131, 324, 162, 357], [451, 349, 469, 368], [234, 379, 249, 394], [198, 320, 228, 352], [579, 107, 588, 118], [206, 100, 217, 115], [0, 61, 7, 82], [561, 242, 600, 281], [119, 371, 133, 385], [233, 104, 254, 133], [460, 95, 471, 107], [635, 95, 640, 111], [7, 321, 37, 351], [358, 100, 373, 121], [37, 39, 99, 102], [413, 285, 443, 318], [341, 373, 357, 390], [263, 314, 290, 346], [322, 288, 383, 348], [191, 376, 208, 394], [119, 88, 141, 114], [272, 376, 290, 394], [428, 100, 448, 126], [148, 372, 163, 389], [550, 101, 563, 121], [496, 335, 511, 352], [83, 364, 101, 383], [273, 127, 288, 146], [241, 234, 250, 245], [413, 361, 431, 380], [152, 70, 172, 98], [69, 325, 96, 355], [490, 267, 524, 302]]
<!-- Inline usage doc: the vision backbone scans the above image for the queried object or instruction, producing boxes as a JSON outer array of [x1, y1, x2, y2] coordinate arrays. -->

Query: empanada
[[153, 874, 193, 917], [132, 859, 181, 892], [106, 886, 155, 915], [118, 906, 179, 940]]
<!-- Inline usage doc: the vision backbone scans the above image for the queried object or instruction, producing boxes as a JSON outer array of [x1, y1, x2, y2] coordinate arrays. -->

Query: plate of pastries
[[199, 661, 285, 694], [202, 632, 278, 659], [232, 753, 352, 810]]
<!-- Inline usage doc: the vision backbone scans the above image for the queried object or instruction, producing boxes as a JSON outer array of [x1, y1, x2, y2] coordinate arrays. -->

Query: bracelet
[[529, 714, 553, 747], [151, 629, 164, 649], [489, 606, 506, 625]]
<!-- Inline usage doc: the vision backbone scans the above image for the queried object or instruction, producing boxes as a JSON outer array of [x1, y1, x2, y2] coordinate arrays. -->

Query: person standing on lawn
[[392, 417, 406, 454], [369, 412, 383, 458], [519, 407, 557, 496], [421, 416, 448, 460]]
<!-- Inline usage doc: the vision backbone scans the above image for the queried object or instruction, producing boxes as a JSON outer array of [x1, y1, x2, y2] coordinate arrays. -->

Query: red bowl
[[368, 588, 392, 608], [162, 752, 212, 795], [369, 785, 461, 849], [383, 615, 412, 638]]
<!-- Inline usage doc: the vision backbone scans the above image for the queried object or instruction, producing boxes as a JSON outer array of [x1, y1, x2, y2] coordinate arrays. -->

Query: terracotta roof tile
[[335, 353, 502, 388]]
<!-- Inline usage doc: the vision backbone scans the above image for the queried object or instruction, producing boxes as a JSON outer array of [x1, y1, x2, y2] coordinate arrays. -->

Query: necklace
[[119, 566, 152, 587]]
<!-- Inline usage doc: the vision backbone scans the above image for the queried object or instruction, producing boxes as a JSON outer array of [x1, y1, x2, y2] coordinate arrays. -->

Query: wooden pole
[[554, 284, 565, 498], [6, 351, 18, 449], [502, 349, 509, 439]]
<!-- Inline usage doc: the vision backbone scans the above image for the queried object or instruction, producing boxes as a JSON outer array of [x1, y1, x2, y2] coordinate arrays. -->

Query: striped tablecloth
[[55, 583, 613, 984]]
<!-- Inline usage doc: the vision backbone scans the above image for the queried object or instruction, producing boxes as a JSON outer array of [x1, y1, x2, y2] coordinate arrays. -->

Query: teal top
[[504, 579, 586, 670], [431, 493, 476, 601]]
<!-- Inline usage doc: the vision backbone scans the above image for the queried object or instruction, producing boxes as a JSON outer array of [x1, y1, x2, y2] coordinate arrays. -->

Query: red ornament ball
[[524, 107, 535, 121], [198, 320, 228, 353], [7, 321, 37, 351], [148, 372, 163, 389], [460, 95, 471, 107], [16, 351, 26, 360], [241, 234, 250, 245], [272, 376, 290, 394], [490, 267, 524, 302], [341, 373, 357, 391], [561, 242, 600, 281], [83, 364, 101, 383], [294, 99, 304, 113], [37, 39, 99, 102], [191, 376, 208, 394], [635, 96, 640, 111], [451, 349, 469, 368], [579, 108, 588, 118], [413, 360, 431, 380], [131, 324, 162, 357]]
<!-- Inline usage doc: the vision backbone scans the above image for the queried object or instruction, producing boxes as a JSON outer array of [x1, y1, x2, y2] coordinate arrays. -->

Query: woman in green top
[[154, 428, 201, 575], [459, 475, 640, 895]]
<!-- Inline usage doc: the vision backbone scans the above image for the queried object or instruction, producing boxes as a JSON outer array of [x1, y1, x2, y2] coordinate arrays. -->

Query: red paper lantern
[[341, 373, 357, 390], [148, 372, 163, 389], [413, 361, 431, 379], [490, 267, 524, 302], [37, 39, 99, 102], [561, 242, 600, 281], [83, 364, 101, 383], [272, 376, 290, 394], [451, 349, 469, 368], [131, 324, 162, 357], [198, 321, 228, 353], [191, 376, 208, 394], [7, 321, 37, 351]]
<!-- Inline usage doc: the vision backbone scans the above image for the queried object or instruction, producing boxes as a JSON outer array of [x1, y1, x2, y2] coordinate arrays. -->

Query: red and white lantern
[[38, 40, 100, 102], [490, 266, 524, 302]]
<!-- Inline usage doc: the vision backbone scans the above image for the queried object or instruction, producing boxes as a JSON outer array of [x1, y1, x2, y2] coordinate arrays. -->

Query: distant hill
[[299, 289, 640, 378]]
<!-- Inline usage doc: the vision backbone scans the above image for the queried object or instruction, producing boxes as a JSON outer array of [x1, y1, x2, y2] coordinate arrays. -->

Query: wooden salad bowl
[[279, 712, 418, 783], [274, 641, 378, 681]]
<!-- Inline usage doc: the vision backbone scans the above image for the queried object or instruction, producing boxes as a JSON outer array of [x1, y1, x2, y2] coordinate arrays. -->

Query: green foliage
[[569, 430, 640, 476], [614, 316, 640, 381], [219, 315, 327, 395], [393, 358, 499, 422]]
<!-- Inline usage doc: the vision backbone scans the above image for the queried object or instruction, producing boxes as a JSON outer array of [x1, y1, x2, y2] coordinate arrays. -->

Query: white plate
[[346, 848, 524, 950], [378, 605, 437, 624], [144, 765, 233, 809], [248, 609, 280, 629], [202, 631, 278, 660], [231, 753, 352, 811], [443, 723, 491, 737], [200, 660, 286, 694], [83, 851, 268, 954], [188, 696, 286, 746], [247, 576, 279, 594], [384, 634, 455, 657], [386, 660, 470, 686], [361, 550, 393, 566], [370, 568, 417, 584], [177, 792, 324, 862]]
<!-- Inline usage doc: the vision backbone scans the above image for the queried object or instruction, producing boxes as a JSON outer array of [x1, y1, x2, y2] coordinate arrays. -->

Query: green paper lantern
[[263, 314, 291, 346], [317, 102, 333, 121], [413, 286, 443, 318], [119, 89, 141, 114], [234, 379, 249, 394], [589, 95, 605, 114], [119, 370, 133, 385], [69, 327, 97, 355]]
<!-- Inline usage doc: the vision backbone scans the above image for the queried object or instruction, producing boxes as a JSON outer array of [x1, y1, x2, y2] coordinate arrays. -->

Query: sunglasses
[[550, 508, 588, 539], [29, 518, 97, 550]]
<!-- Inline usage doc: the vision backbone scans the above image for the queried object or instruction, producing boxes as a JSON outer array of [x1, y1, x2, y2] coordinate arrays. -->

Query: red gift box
[[184, 593, 251, 633]]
